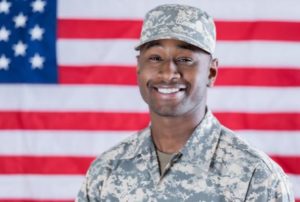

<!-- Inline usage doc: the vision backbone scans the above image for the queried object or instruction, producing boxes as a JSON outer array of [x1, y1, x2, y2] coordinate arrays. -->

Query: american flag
[[0, 0, 299, 201]]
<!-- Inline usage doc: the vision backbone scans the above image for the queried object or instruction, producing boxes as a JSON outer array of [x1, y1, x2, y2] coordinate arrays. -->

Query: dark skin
[[137, 39, 218, 153]]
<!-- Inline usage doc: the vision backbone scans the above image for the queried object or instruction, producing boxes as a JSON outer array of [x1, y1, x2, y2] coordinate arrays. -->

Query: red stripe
[[215, 112, 300, 130], [0, 111, 150, 131], [59, 65, 137, 85], [215, 21, 300, 41], [271, 156, 300, 175], [215, 67, 300, 87], [0, 200, 72, 202], [57, 19, 142, 39], [0, 155, 298, 175], [59, 65, 300, 87], [58, 19, 300, 41], [0, 156, 92, 175], [0, 111, 299, 130]]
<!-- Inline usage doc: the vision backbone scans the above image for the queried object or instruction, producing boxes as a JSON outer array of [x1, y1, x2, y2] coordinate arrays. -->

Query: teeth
[[157, 88, 180, 94]]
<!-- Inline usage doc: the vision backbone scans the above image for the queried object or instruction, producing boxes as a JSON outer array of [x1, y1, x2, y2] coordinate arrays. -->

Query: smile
[[157, 88, 180, 94]]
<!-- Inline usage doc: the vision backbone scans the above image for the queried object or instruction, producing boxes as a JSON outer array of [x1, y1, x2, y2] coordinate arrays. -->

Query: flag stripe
[[58, 19, 300, 41], [1, 85, 300, 112], [57, 0, 300, 21], [59, 65, 138, 85], [57, 40, 300, 67], [0, 175, 83, 199], [215, 68, 300, 87], [237, 130, 300, 156], [0, 155, 298, 175], [0, 156, 92, 175], [0, 111, 299, 130], [0, 111, 150, 131], [1, 131, 299, 156], [58, 19, 142, 39], [289, 174, 300, 198], [271, 156, 300, 175], [59, 65, 300, 87], [216, 112, 300, 130], [0, 130, 132, 156], [0, 200, 72, 202]]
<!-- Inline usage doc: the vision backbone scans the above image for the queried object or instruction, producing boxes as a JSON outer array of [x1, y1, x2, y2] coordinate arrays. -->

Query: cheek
[[186, 70, 208, 94], [137, 69, 151, 102], [137, 66, 157, 85]]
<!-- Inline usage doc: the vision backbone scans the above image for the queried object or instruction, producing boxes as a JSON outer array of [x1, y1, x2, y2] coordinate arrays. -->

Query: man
[[77, 4, 294, 201]]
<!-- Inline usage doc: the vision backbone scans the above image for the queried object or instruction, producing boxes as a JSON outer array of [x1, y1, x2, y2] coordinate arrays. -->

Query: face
[[137, 39, 217, 118]]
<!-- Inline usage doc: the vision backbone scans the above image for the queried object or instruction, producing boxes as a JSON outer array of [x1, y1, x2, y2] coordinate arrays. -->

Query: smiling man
[[76, 4, 293, 202]]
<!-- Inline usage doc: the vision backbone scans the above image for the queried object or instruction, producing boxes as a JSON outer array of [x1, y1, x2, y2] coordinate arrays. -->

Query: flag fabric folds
[[0, 0, 299, 201]]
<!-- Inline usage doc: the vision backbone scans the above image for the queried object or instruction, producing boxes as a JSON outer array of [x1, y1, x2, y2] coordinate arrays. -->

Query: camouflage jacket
[[76, 111, 294, 202]]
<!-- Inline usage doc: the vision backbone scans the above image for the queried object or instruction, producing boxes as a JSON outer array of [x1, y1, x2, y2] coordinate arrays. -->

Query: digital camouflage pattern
[[135, 4, 216, 54], [76, 111, 294, 202]]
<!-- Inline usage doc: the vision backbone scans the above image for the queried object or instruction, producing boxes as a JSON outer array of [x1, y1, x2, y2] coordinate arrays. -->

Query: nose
[[158, 59, 181, 81]]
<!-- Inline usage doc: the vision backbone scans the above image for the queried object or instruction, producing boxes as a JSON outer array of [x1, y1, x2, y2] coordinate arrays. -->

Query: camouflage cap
[[135, 4, 216, 54]]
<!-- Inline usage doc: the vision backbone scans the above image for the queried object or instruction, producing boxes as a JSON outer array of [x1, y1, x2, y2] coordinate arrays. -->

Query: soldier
[[76, 4, 294, 201]]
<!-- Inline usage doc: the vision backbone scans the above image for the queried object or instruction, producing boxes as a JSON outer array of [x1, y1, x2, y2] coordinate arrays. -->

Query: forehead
[[140, 39, 206, 53]]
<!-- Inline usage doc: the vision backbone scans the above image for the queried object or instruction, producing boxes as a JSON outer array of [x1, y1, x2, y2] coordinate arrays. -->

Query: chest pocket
[[99, 159, 154, 201]]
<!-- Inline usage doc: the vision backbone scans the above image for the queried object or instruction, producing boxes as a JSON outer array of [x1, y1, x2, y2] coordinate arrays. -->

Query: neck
[[150, 106, 206, 154]]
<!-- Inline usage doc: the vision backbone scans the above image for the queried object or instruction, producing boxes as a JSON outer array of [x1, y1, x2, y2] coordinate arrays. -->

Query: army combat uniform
[[76, 111, 294, 201]]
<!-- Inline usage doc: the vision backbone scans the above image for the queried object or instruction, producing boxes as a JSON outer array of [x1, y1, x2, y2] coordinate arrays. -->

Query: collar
[[179, 110, 221, 173], [123, 110, 221, 174]]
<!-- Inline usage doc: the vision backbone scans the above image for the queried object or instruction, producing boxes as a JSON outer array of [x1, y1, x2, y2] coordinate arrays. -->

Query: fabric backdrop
[[0, 0, 299, 201]]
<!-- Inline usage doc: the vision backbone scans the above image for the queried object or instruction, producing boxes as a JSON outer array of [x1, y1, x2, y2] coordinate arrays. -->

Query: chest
[[98, 159, 251, 202]]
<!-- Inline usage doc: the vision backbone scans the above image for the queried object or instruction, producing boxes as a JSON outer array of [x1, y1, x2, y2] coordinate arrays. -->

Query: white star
[[30, 53, 45, 69], [0, 0, 11, 14], [13, 13, 27, 28], [0, 26, 10, 41], [0, 54, 10, 70], [31, 0, 46, 13], [29, 25, 44, 40], [13, 41, 27, 56]]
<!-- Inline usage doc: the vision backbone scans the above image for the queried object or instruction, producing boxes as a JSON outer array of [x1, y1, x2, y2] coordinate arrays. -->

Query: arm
[[76, 158, 111, 202], [244, 162, 294, 202]]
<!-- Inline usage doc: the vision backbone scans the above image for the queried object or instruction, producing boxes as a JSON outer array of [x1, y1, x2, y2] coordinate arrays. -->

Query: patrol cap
[[135, 4, 216, 54]]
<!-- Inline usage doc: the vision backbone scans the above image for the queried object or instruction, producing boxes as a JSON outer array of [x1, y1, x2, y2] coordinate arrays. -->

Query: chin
[[151, 106, 184, 117]]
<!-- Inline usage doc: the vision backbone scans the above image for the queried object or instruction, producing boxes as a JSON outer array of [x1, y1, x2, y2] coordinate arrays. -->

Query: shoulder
[[76, 128, 150, 201], [218, 126, 279, 171], [217, 126, 294, 200], [88, 127, 150, 174]]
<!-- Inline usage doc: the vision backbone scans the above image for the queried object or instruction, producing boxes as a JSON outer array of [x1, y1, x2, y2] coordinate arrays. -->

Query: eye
[[175, 57, 194, 65], [148, 55, 163, 62]]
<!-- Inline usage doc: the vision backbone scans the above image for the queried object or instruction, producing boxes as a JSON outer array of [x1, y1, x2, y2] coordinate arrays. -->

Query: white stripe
[[208, 87, 300, 112], [1, 130, 300, 156], [57, 40, 300, 68], [0, 85, 299, 112], [289, 174, 300, 198], [0, 130, 133, 156], [57, 39, 138, 66], [0, 174, 298, 199], [0, 85, 147, 112], [0, 175, 83, 199], [58, 0, 300, 21], [236, 130, 300, 156]]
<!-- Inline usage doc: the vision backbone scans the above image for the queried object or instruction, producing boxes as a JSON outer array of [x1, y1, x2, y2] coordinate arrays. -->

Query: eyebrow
[[140, 41, 162, 51]]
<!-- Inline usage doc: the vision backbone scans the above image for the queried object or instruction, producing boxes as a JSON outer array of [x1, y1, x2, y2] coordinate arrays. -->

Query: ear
[[207, 58, 218, 87]]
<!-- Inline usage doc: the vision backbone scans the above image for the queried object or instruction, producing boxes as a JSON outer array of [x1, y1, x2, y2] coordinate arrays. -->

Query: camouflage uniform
[[76, 110, 294, 201]]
